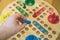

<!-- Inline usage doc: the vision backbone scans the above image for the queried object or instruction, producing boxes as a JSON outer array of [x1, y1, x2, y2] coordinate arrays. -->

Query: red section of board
[[48, 13, 59, 24], [33, 7, 45, 18]]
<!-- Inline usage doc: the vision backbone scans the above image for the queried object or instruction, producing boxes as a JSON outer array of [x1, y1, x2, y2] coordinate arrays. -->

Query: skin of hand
[[0, 13, 26, 40]]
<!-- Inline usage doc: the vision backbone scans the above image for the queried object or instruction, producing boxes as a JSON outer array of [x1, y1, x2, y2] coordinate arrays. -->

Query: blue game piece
[[22, 19, 31, 24]]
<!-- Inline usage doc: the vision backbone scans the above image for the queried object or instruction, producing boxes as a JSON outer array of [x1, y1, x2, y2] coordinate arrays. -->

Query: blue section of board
[[41, 29, 48, 33], [38, 25, 43, 29], [33, 21, 48, 35], [34, 21, 40, 26]]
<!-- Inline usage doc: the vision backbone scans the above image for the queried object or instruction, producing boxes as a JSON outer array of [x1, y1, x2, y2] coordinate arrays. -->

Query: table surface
[[0, 0, 14, 13]]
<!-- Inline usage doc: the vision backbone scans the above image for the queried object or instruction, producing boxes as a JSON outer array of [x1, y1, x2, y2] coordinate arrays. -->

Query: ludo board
[[0, 0, 60, 40]]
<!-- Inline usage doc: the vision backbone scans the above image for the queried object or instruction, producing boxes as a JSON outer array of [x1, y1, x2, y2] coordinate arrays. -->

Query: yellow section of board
[[0, 12, 11, 23]]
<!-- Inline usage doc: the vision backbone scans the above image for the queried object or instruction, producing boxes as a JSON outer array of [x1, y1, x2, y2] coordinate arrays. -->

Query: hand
[[0, 13, 26, 40]]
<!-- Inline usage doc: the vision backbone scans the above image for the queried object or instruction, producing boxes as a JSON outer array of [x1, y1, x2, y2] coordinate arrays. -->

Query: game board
[[0, 0, 60, 40]]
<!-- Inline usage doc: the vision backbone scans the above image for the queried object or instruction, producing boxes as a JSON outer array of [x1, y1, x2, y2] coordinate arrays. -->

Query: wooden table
[[0, 0, 14, 13]]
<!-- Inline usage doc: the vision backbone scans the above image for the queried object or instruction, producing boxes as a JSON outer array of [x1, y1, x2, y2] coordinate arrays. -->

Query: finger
[[20, 15, 27, 20], [13, 13, 21, 19], [16, 23, 27, 31], [20, 23, 27, 30], [14, 13, 27, 20]]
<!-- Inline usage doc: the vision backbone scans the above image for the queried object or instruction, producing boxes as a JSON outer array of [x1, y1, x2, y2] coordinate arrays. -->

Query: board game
[[0, 0, 60, 40]]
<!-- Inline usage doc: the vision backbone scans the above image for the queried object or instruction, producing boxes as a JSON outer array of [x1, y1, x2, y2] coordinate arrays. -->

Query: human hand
[[0, 13, 26, 40]]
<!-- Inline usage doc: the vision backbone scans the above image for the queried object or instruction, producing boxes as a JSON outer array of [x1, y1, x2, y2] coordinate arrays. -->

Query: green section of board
[[16, 6, 28, 17]]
